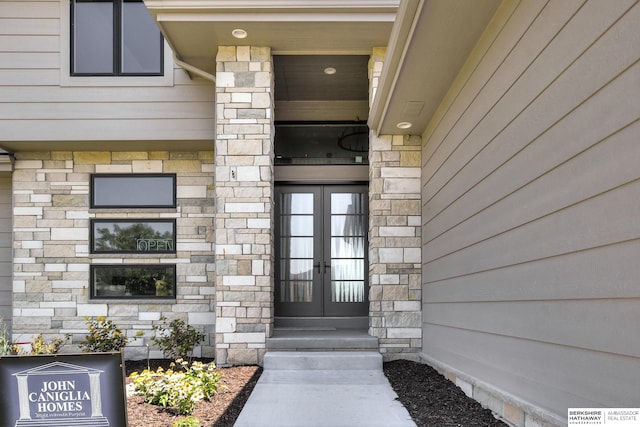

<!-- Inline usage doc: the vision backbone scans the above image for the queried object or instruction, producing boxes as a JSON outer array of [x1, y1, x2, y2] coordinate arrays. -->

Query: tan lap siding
[[421, 0, 640, 424], [0, 1, 215, 143]]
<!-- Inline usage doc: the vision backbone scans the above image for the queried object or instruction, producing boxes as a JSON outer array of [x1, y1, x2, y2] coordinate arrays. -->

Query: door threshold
[[274, 316, 368, 330]]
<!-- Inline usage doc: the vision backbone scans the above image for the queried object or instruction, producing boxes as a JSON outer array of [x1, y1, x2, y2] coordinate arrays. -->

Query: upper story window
[[71, 0, 163, 76]]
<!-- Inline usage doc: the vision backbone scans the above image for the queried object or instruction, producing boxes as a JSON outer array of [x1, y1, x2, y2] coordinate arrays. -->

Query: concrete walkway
[[234, 351, 416, 427]]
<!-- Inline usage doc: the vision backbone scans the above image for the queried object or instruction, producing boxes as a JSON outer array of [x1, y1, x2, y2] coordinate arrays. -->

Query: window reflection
[[92, 265, 175, 298], [92, 220, 175, 253], [121, 2, 163, 74]]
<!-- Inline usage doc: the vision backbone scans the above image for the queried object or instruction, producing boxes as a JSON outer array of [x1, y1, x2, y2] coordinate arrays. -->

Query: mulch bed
[[125, 358, 507, 426], [384, 359, 507, 426], [125, 359, 262, 427]]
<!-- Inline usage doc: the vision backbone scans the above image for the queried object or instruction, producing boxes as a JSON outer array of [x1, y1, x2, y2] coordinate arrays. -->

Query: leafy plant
[[0, 318, 14, 355], [130, 359, 222, 415], [30, 333, 70, 354], [172, 416, 201, 427], [79, 316, 128, 352], [151, 316, 205, 361]]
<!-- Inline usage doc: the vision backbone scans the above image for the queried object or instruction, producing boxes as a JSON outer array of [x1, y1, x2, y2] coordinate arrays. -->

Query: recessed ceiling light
[[324, 67, 337, 75], [396, 122, 412, 129], [232, 28, 248, 39]]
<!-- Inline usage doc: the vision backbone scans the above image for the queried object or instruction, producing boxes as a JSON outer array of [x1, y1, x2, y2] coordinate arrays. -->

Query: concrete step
[[264, 351, 382, 371], [266, 328, 379, 351]]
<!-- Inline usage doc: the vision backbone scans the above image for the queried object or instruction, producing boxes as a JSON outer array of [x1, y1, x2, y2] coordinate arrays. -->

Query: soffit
[[144, 0, 502, 130], [145, 0, 399, 74], [369, 0, 501, 136]]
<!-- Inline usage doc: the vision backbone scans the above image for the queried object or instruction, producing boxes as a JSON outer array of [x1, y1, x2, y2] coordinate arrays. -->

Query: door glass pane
[[331, 259, 364, 281], [280, 260, 313, 281], [279, 192, 315, 303], [279, 237, 313, 258], [331, 237, 364, 259], [121, 1, 162, 74], [331, 193, 364, 214], [330, 192, 366, 303], [331, 215, 364, 236], [281, 193, 314, 214], [331, 281, 365, 303], [280, 216, 313, 236], [73, 2, 114, 74], [279, 281, 313, 303]]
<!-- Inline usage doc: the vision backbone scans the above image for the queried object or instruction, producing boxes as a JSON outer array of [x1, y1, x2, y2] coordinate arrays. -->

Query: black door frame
[[274, 183, 369, 318]]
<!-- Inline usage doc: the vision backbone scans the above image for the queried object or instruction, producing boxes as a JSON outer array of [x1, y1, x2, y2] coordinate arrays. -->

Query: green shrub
[[130, 359, 222, 415], [172, 416, 201, 427], [79, 316, 128, 352], [151, 316, 205, 361]]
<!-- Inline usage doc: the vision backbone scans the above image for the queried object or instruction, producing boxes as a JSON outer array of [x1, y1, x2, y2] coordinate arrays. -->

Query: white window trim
[[59, 0, 174, 87]]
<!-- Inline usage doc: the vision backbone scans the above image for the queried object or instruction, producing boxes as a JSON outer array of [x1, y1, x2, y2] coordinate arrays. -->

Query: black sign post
[[0, 352, 127, 426]]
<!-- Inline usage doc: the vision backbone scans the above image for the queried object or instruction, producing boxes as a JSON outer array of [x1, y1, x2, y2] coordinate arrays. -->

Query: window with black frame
[[91, 174, 176, 208], [71, 0, 163, 76], [90, 174, 178, 299], [91, 265, 176, 299], [91, 219, 176, 254]]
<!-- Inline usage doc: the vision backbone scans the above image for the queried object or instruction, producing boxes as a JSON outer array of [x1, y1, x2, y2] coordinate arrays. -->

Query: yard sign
[[0, 352, 127, 426]]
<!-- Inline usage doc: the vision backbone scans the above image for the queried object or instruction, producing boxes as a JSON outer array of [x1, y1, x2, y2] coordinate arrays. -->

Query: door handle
[[324, 262, 331, 274], [314, 262, 331, 274]]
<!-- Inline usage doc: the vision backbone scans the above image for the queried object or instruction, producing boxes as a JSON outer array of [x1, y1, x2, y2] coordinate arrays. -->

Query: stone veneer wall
[[368, 48, 422, 360], [11, 151, 215, 359], [214, 46, 274, 366]]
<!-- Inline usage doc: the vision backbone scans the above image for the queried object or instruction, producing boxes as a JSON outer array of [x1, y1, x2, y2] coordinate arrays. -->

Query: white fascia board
[[368, 0, 422, 135], [145, 1, 399, 12]]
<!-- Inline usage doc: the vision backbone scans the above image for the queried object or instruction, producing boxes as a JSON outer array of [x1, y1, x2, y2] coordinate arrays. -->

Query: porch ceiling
[[144, 0, 399, 73], [144, 0, 398, 122], [144, 0, 501, 133]]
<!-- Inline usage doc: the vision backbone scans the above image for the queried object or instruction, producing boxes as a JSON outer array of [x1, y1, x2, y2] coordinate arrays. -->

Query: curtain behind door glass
[[279, 193, 314, 302], [330, 193, 365, 302]]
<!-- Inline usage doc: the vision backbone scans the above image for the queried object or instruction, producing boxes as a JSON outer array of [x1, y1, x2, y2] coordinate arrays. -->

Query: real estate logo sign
[[0, 353, 127, 427]]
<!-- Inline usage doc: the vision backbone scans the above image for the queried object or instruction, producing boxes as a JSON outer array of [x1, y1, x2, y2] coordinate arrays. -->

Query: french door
[[275, 185, 368, 317]]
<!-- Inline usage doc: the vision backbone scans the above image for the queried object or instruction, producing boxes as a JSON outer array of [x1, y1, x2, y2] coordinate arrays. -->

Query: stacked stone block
[[368, 49, 422, 360], [12, 151, 215, 359], [214, 46, 274, 366]]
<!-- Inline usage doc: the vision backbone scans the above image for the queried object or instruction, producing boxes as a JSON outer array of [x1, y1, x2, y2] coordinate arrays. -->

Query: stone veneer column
[[368, 48, 422, 360], [214, 46, 274, 366]]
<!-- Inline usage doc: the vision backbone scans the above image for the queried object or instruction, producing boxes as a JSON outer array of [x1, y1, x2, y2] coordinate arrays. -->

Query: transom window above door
[[71, 0, 163, 76], [275, 122, 369, 165]]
